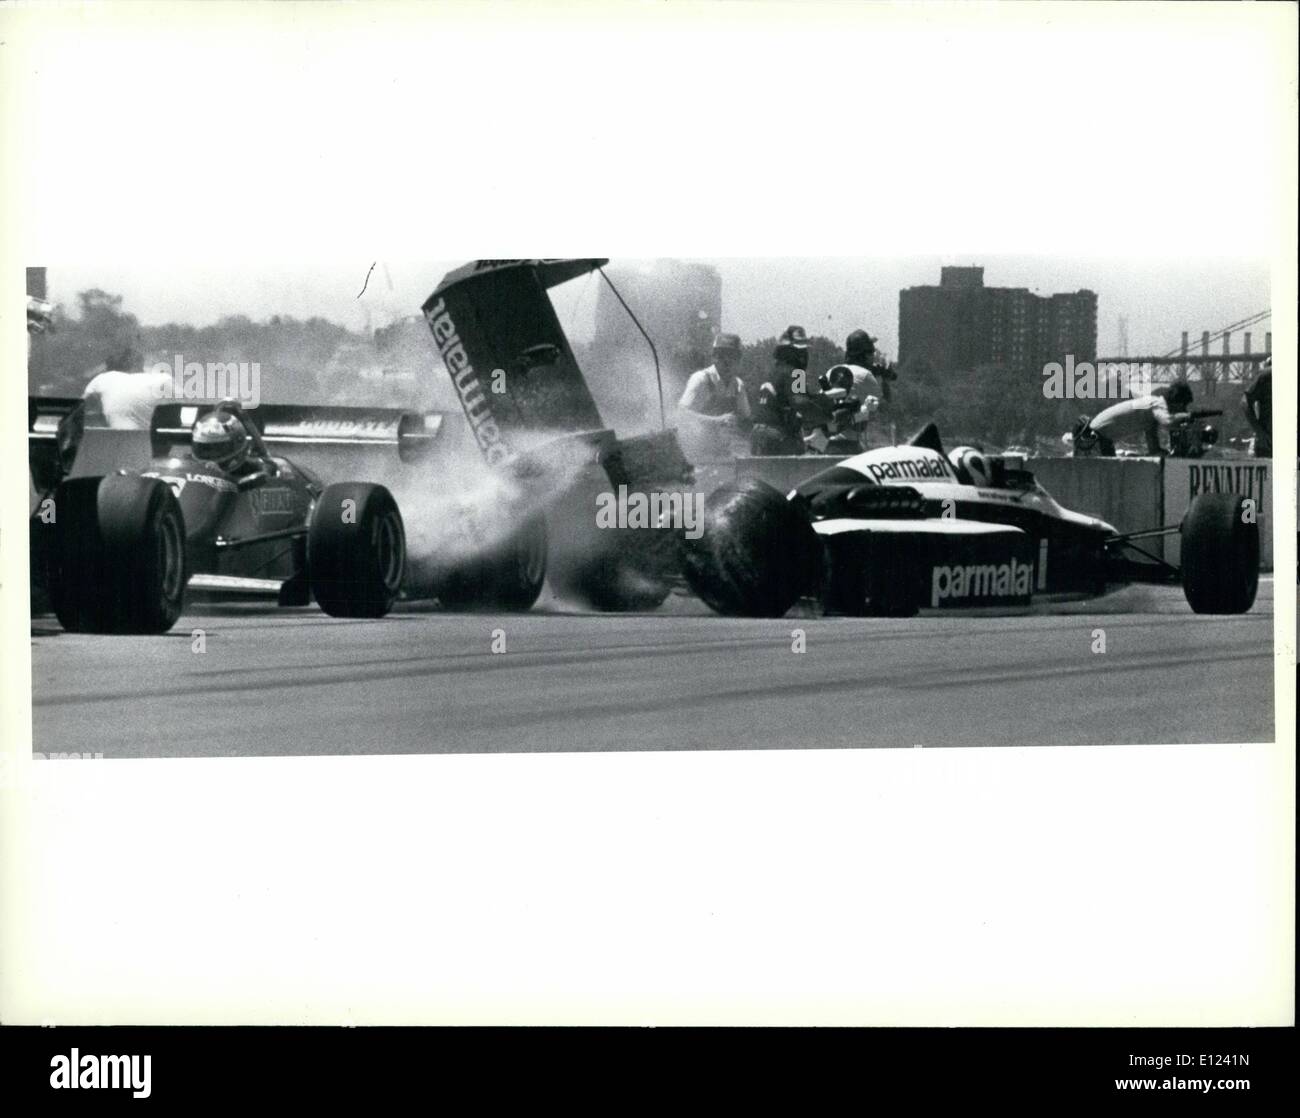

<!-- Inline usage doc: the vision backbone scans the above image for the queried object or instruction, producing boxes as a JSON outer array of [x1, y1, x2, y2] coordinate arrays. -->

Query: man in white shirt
[[1080, 382, 1194, 456], [82, 367, 174, 429], [678, 333, 751, 458]]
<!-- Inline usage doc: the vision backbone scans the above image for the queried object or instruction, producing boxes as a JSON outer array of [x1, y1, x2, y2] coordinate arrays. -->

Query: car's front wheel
[[1180, 492, 1259, 614], [46, 475, 187, 634], [308, 483, 406, 618], [679, 479, 821, 617]]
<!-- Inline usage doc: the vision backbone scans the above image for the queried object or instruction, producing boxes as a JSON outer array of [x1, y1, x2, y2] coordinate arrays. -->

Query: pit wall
[[732, 455, 1275, 571]]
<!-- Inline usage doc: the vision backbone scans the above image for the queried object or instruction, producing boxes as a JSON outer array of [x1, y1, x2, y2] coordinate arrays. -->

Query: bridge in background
[[1095, 311, 1271, 398]]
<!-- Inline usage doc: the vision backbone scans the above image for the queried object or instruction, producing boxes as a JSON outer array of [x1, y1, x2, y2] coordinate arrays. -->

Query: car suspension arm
[[214, 527, 308, 550]]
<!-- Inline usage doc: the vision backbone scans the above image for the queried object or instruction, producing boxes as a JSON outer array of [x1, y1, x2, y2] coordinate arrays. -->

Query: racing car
[[29, 398, 410, 633], [680, 423, 1259, 618]]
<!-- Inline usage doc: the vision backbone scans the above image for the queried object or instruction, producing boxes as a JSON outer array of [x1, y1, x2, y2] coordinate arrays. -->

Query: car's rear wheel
[[437, 515, 547, 612], [47, 475, 187, 634], [1180, 492, 1259, 614], [308, 483, 405, 618], [679, 479, 821, 617]]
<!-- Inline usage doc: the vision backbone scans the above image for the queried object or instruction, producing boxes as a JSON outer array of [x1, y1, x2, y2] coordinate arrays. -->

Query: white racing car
[[680, 423, 1259, 618]]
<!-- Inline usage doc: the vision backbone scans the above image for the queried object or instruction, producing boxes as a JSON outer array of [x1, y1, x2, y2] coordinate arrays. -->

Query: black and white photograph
[[1, 0, 1294, 1088], [24, 253, 1276, 755]]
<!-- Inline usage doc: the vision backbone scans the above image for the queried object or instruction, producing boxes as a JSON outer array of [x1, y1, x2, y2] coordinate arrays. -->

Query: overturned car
[[416, 258, 693, 612]]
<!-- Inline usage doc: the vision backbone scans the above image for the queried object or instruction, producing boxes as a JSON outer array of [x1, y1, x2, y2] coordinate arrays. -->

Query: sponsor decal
[[1187, 463, 1269, 504], [423, 297, 512, 466], [276, 419, 397, 440], [862, 455, 955, 484], [249, 487, 296, 517], [930, 557, 1033, 607], [186, 472, 237, 492], [144, 470, 238, 496]]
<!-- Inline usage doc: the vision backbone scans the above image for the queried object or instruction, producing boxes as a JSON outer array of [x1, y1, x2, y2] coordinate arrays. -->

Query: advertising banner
[[1163, 458, 1272, 569]]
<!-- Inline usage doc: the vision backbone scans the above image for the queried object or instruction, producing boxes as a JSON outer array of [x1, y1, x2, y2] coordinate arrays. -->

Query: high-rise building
[[899, 266, 1096, 374]]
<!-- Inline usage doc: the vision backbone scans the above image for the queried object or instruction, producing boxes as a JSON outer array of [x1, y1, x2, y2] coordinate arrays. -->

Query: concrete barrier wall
[[68, 429, 152, 478], [1162, 458, 1273, 568], [1026, 456, 1163, 538], [30, 429, 154, 516]]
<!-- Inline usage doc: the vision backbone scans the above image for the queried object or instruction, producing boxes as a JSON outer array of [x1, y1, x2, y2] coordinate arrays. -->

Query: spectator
[[1076, 381, 1194, 457], [750, 325, 809, 456], [82, 365, 173, 429], [1241, 356, 1272, 457], [678, 333, 751, 458], [827, 330, 885, 400], [807, 329, 885, 452]]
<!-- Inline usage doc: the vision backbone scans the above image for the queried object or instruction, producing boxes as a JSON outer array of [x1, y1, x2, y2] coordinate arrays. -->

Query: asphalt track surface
[[30, 578, 1275, 758]]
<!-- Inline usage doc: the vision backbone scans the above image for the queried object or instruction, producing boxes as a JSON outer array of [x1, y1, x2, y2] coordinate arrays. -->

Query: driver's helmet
[[191, 408, 250, 471], [948, 445, 991, 486], [1199, 424, 1219, 447]]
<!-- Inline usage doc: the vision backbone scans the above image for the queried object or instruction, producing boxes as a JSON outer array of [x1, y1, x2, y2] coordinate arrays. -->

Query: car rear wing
[[149, 403, 442, 464], [28, 395, 83, 440], [421, 259, 608, 466], [28, 396, 85, 494]]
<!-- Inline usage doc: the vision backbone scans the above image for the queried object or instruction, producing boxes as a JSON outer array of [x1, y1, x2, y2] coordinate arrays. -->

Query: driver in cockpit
[[947, 445, 993, 487], [191, 402, 270, 476]]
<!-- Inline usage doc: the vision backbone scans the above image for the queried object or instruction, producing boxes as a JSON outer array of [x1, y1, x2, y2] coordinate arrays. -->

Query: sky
[[44, 254, 1272, 361]]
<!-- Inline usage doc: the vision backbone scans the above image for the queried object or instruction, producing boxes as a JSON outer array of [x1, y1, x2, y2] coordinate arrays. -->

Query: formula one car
[[29, 399, 411, 633], [680, 423, 1259, 618]]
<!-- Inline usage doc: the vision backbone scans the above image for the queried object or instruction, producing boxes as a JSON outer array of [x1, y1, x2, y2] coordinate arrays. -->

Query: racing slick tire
[[437, 515, 548, 612], [1180, 492, 1259, 614], [308, 483, 406, 618], [46, 475, 187, 634], [680, 479, 821, 617]]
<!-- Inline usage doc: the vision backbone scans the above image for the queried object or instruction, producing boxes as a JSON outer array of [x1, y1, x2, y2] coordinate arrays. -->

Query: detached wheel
[[680, 479, 821, 617], [438, 515, 547, 612], [308, 483, 405, 618], [1180, 492, 1259, 614], [47, 475, 187, 634]]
